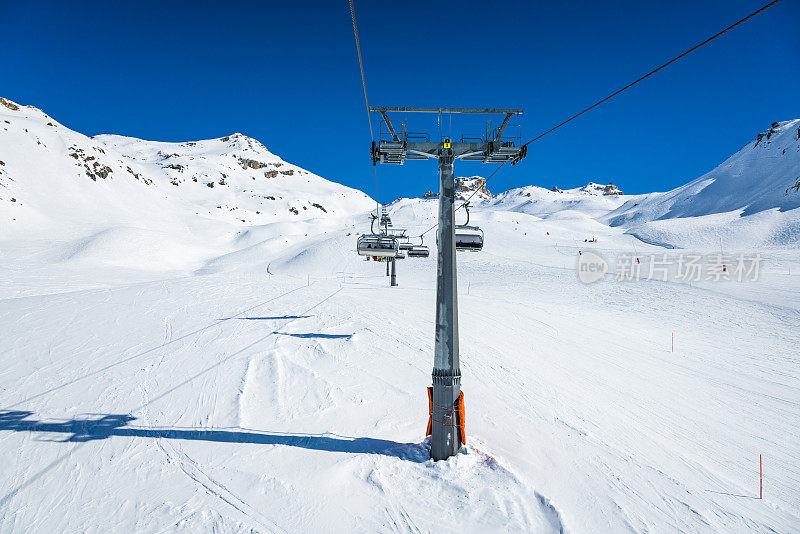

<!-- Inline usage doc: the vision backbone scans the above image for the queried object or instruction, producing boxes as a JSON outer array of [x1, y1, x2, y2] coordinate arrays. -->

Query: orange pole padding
[[457, 390, 466, 445], [425, 386, 433, 437], [425, 387, 466, 446]]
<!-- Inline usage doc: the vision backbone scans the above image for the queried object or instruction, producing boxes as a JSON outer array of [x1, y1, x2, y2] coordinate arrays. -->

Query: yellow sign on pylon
[[443, 140, 451, 148]]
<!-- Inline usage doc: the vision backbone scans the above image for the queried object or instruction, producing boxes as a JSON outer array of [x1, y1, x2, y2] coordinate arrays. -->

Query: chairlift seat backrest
[[407, 245, 430, 258], [357, 234, 399, 258], [455, 225, 484, 252]]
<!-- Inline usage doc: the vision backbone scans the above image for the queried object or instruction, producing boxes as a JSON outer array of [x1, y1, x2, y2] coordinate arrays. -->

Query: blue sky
[[3, 0, 798, 202]]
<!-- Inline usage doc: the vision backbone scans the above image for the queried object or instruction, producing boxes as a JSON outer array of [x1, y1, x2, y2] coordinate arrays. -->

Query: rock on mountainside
[[417, 176, 495, 201], [455, 176, 493, 201], [579, 182, 623, 196], [603, 119, 800, 249], [0, 97, 374, 270]]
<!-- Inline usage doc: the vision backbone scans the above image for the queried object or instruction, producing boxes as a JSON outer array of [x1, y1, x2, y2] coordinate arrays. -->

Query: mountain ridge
[[3, 95, 798, 255], [601, 119, 800, 248]]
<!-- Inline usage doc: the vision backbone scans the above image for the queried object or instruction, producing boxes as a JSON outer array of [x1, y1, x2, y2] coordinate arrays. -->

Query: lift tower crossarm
[[371, 107, 525, 165], [369, 107, 523, 115]]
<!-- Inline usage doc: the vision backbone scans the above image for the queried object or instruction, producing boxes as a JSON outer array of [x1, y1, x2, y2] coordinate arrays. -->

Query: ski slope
[[1, 99, 799, 532], [2, 201, 799, 532]]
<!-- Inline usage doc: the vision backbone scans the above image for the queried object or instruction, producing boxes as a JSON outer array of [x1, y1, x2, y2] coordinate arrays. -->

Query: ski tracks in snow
[[133, 280, 346, 531], [137, 304, 282, 532]]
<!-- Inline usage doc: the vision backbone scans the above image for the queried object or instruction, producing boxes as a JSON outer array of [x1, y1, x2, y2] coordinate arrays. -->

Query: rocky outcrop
[[68, 146, 113, 181], [601, 183, 623, 196], [579, 182, 623, 196], [456, 176, 493, 197], [0, 98, 19, 111], [239, 158, 270, 170]]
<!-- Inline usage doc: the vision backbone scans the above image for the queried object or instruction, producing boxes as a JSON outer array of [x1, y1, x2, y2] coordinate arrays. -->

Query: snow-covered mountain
[[4, 94, 797, 259], [481, 182, 630, 219], [2, 99, 800, 532], [603, 119, 800, 249], [0, 97, 374, 271]]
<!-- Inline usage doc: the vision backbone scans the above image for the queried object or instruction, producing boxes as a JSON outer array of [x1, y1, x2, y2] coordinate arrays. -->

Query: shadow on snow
[[0, 410, 428, 462], [275, 332, 353, 340], [231, 315, 312, 320]]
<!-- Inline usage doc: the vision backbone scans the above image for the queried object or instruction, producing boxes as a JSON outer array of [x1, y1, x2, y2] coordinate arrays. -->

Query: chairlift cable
[[348, 0, 373, 141], [520, 0, 785, 148], [392, 0, 786, 241], [418, 160, 507, 239], [348, 0, 380, 214], [442, 0, 784, 231]]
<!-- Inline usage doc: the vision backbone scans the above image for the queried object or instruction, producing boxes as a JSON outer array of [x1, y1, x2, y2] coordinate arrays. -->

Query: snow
[[1, 98, 799, 532], [0, 99, 374, 275], [603, 120, 800, 250]]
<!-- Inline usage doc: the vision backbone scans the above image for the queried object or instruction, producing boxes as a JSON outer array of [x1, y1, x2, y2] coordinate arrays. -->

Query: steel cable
[[419, 0, 785, 239], [348, 0, 380, 214]]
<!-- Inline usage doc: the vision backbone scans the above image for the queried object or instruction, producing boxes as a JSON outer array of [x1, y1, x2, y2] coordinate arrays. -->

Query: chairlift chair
[[407, 245, 430, 258], [435, 202, 483, 252], [455, 226, 484, 252], [356, 234, 399, 258]]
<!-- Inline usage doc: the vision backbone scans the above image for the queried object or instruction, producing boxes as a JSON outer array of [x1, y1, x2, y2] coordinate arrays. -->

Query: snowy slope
[[0, 97, 374, 274], [1, 197, 798, 533], [484, 183, 630, 219], [1, 100, 799, 533], [603, 120, 800, 249]]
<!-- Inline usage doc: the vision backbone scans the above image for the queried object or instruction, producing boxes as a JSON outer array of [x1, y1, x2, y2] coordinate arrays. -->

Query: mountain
[[3, 94, 798, 262], [481, 182, 630, 220], [2, 99, 799, 533], [0, 97, 374, 271], [603, 119, 800, 249]]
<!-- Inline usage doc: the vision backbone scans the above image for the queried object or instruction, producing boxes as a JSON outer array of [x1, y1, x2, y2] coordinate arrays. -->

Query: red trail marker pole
[[760, 454, 763, 499]]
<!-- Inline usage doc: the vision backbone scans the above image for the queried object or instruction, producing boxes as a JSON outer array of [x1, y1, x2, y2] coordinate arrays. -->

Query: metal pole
[[391, 257, 397, 286], [384, 212, 391, 278], [430, 147, 462, 461]]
